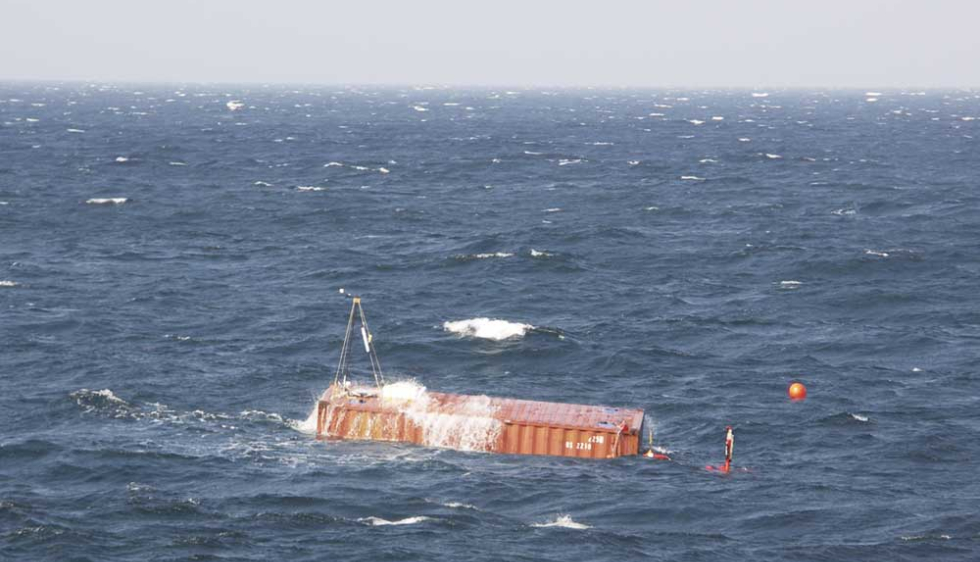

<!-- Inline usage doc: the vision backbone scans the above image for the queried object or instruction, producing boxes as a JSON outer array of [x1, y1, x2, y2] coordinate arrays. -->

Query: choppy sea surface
[[2, 84, 979, 561]]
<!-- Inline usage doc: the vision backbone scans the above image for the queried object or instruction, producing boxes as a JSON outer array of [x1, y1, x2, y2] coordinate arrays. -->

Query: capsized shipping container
[[316, 383, 645, 459]]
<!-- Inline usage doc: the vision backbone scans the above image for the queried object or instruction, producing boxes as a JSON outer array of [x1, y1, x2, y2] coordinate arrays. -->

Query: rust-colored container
[[316, 383, 644, 459]]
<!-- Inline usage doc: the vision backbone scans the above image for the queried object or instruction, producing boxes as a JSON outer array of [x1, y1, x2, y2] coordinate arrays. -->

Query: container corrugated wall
[[316, 385, 643, 459]]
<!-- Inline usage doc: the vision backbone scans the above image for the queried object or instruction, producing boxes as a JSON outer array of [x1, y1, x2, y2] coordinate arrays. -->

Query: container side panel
[[534, 427, 548, 455], [520, 424, 533, 455]]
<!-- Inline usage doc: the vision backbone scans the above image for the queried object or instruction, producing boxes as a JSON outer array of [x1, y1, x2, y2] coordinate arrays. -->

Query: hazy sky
[[2, 0, 978, 88]]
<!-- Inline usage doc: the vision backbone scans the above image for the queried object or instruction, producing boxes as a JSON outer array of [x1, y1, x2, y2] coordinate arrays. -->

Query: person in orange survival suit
[[723, 426, 734, 473]]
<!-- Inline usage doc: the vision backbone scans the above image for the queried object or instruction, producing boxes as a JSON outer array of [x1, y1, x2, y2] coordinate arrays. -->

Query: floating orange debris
[[788, 382, 807, 401]]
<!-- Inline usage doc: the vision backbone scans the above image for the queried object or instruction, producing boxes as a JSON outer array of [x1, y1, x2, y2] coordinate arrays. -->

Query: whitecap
[[443, 502, 477, 510], [832, 208, 856, 216], [699, 158, 717, 163], [850, 413, 869, 422], [558, 158, 582, 166], [688, 119, 705, 125], [66, 128, 85, 133], [377, 167, 390, 174], [765, 153, 782, 159], [412, 105, 429, 112], [751, 92, 769, 98], [459, 252, 513, 260], [254, 181, 272, 187], [644, 206, 660, 211], [778, 280, 802, 289], [532, 515, 591, 530], [444, 318, 533, 341], [711, 116, 724, 121], [359, 516, 431, 526], [0, 280, 19, 287], [296, 186, 325, 192], [114, 156, 129, 163], [738, 137, 751, 142], [324, 161, 343, 167], [529, 249, 552, 257], [865, 92, 883, 97], [226, 100, 245, 111], [168, 161, 187, 166], [680, 175, 705, 181], [865, 249, 889, 258], [86, 197, 128, 205], [628, 160, 640, 166], [544, 208, 561, 213]]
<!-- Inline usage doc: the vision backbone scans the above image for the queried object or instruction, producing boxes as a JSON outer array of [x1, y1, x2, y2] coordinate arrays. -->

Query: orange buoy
[[788, 382, 807, 401]]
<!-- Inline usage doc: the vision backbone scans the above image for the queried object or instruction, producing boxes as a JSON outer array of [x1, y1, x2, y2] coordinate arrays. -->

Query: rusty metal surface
[[316, 384, 644, 459]]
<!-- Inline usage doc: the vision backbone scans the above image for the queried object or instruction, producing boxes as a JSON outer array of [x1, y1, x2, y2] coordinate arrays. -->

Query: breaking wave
[[381, 380, 503, 452], [444, 318, 533, 340], [86, 198, 129, 205], [532, 515, 591, 530], [453, 252, 514, 261], [359, 516, 431, 526]]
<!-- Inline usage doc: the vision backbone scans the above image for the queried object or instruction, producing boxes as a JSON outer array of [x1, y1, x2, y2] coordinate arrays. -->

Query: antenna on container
[[332, 292, 386, 391]]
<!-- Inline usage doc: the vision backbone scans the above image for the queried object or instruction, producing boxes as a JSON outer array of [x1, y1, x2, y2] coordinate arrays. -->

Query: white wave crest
[[114, 156, 130, 163], [296, 186, 325, 192], [751, 92, 769, 98], [359, 516, 431, 526], [443, 501, 477, 510], [558, 158, 582, 166], [850, 413, 869, 422], [226, 100, 245, 111], [0, 280, 19, 287], [865, 249, 889, 258], [70, 388, 134, 417], [86, 198, 128, 205], [529, 249, 552, 258], [455, 252, 513, 260], [444, 318, 533, 341], [324, 161, 343, 167], [376, 380, 503, 451], [778, 280, 802, 289], [532, 515, 591, 530], [765, 153, 782, 159], [680, 175, 705, 181]]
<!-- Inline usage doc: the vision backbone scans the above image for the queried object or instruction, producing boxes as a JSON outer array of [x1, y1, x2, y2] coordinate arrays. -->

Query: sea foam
[[86, 198, 128, 205], [532, 515, 591, 530], [444, 318, 533, 340]]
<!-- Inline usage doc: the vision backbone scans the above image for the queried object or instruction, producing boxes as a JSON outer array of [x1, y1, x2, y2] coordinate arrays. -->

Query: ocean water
[[2, 84, 979, 561]]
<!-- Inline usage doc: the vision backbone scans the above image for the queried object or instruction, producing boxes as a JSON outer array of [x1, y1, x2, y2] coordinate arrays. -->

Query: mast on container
[[332, 296, 386, 390]]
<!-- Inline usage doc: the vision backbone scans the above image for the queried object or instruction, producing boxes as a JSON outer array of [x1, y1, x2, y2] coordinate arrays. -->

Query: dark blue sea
[[2, 84, 979, 561]]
